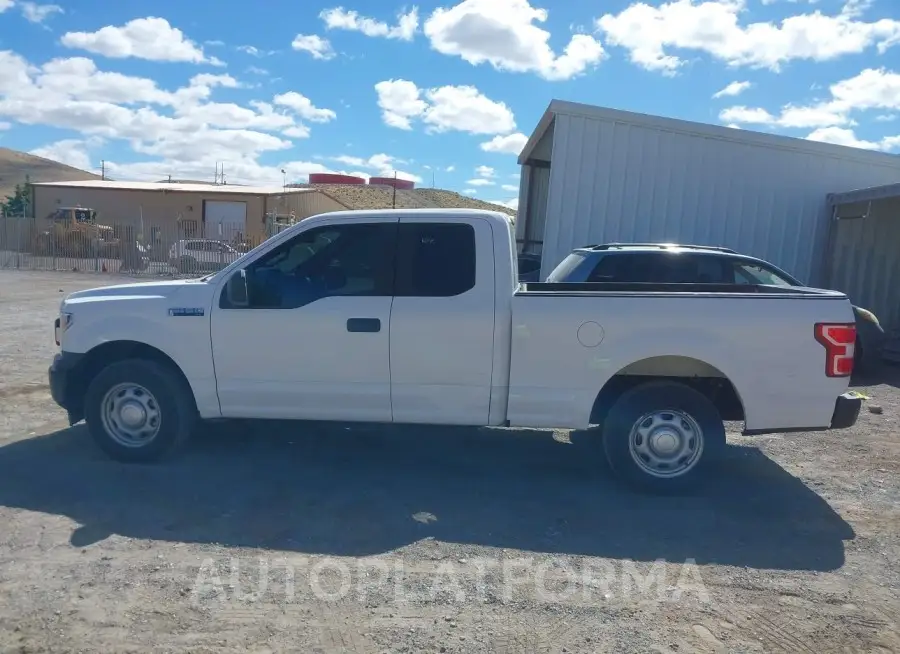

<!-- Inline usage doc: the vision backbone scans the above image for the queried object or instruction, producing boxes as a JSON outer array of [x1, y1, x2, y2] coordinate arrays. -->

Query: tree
[[1, 181, 32, 216]]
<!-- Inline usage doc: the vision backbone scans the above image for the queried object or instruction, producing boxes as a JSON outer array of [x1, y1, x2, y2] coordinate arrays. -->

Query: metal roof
[[519, 99, 900, 168], [827, 182, 900, 206], [29, 179, 316, 195]]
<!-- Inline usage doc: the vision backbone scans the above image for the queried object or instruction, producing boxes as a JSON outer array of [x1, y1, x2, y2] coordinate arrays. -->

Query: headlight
[[856, 308, 880, 325]]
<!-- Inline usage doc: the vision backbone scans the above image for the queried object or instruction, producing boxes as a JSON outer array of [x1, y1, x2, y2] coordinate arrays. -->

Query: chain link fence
[[0, 211, 293, 277]]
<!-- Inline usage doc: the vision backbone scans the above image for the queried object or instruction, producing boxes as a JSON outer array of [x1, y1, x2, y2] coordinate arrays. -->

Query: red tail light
[[814, 323, 856, 377]]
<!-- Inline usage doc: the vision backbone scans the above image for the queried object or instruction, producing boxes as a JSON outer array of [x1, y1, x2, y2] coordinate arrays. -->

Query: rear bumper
[[830, 392, 862, 430], [743, 392, 861, 435], [49, 351, 85, 425]]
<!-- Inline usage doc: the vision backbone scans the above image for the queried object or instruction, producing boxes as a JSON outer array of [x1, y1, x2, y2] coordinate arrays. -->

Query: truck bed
[[507, 281, 855, 432]]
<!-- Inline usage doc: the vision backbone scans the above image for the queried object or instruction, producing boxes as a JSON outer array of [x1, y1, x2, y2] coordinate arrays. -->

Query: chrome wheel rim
[[100, 383, 161, 448], [628, 410, 704, 478]]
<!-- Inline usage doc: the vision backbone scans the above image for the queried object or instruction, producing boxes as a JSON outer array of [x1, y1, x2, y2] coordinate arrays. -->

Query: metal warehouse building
[[516, 101, 900, 324], [30, 180, 344, 243]]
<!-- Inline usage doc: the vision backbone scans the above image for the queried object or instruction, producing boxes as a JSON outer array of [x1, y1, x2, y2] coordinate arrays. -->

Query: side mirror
[[227, 269, 249, 307]]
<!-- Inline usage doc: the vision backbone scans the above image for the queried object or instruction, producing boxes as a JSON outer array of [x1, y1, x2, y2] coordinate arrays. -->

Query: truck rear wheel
[[84, 359, 197, 463], [602, 381, 725, 493]]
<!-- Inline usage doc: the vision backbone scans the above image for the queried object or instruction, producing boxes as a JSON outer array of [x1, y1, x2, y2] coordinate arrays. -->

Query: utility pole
[[100, 160, 106, 180], [431, 169, 435, 188], [392, 171, 397, 209]]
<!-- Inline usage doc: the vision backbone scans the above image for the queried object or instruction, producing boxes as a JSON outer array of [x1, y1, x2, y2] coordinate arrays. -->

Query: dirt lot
[[0, 269, 899, 653]]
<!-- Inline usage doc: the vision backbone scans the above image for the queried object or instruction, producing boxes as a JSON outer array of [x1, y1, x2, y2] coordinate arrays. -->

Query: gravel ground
[[0, 269, 899, 653]]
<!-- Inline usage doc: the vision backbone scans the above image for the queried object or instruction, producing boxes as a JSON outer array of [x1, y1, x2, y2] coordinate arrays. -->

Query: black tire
[[84, 358, 197, 463], [602, 381, 725, 493]]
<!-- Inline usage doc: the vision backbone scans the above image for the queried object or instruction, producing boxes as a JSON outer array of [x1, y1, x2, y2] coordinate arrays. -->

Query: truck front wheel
[[84, 359, 197, 462], [602, 381, 725, 493]]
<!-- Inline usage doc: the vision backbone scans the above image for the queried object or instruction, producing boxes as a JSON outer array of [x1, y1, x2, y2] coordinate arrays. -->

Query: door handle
[[347, 318, 381, 333]]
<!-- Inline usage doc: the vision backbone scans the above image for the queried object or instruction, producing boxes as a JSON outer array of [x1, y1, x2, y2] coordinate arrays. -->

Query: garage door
[[204, 201, 247, 239]]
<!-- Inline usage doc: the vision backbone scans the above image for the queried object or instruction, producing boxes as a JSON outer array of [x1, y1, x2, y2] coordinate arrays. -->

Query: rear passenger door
[[389, 217, 496, 425]]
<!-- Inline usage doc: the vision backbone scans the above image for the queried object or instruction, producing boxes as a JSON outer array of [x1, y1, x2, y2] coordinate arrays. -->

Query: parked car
[[50, 210, 861, 493], [168, 239, 242, 274], [546, 243, 886, 371]]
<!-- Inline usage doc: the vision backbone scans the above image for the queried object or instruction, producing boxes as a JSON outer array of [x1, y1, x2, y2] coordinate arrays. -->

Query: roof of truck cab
[[306, 207, 515, 225]]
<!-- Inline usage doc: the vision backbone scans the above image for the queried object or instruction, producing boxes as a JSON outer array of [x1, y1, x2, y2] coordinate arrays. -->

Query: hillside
[[0, 148, 101, 202], [412, 188, 517, 217], [309, 183, 517, 217]]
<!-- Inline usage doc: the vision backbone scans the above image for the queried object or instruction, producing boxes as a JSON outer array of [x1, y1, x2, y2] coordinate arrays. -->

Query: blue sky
[[1, 0, 899, 209]]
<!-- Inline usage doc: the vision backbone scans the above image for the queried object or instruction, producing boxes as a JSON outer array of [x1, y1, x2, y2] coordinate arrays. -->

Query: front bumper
[[49, 351, 85, 425], [830, 392, 862, 429]]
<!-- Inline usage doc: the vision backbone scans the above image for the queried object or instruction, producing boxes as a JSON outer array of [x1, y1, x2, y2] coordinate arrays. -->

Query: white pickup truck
[[49, 208, 862, 491]]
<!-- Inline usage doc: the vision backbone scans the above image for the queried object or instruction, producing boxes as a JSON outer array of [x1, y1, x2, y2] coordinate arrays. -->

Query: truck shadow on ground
[[0, 422, 853, 571]]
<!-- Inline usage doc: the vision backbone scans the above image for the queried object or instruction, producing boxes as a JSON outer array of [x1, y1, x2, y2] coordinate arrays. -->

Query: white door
[[210, 217, 399, 421], [204, 201, 247, 240], [389, 217, 496, 425]]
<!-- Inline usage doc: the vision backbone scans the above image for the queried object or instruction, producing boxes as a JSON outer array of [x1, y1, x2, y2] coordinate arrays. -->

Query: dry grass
[[0, 148, 100, 200], [309, 183, 517, 217]]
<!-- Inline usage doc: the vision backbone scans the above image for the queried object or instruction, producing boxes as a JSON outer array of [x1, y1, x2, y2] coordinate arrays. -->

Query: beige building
[[30, 180, 346, 245]]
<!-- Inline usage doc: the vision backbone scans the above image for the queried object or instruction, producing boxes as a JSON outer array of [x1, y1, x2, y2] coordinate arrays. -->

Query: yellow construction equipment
[[32, 207, 119, 257]]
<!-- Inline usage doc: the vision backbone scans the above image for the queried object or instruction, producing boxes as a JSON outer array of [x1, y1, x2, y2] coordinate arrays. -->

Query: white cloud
[[0, 49, 345, 185], [463, 188, 478, 195], [466, 178, 495, 186], [805, 126, 880, 149], [30, 137, 98, 170], [291, 34, 336, 60], [480, 132, 528, 155], [501, 184, 518, 191], [374, 79, 428, 129], [375, 79, 516, 135], [424, 0, 605, 80], [0, 0, 14, 12], [331, 153, 421, 182], [273, 91, 337, 122], [237, 45, 276, 57], [719, 104, 851, 128], [597, 0, 900, 74], [19, 1, 62, 23], [490, 197, 519, 210], [720, 68, 900, 135], [475, 165, 495, 178], [320, 6, 419, 41], [60, 17, 222, 65], [446, 165, 455, 172], [713, 80, 751, 98]]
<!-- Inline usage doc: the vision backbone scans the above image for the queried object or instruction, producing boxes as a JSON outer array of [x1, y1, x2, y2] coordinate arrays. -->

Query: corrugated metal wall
[[520, 166, 550, 255], [828, 198, 900, 330], [537, 113, 900, 283]]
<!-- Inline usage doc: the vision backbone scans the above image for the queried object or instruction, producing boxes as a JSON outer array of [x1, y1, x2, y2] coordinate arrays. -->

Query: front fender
[[62, 301, 220, 418]]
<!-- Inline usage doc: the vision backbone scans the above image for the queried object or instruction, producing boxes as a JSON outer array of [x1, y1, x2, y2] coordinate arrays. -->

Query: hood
[[64, 278, 207, 304]]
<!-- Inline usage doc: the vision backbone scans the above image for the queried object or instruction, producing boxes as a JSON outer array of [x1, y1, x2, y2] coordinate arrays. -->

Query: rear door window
[[395, 223, 476, 297]]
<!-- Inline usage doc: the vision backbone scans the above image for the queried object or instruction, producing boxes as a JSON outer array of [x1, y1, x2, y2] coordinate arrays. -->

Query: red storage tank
[[369, 176, 415, 190], [309, 173, 366, 185]]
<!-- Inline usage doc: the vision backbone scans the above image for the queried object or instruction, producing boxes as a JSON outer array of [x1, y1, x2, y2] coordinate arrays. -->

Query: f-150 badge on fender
[[168, 307, 205, 317]]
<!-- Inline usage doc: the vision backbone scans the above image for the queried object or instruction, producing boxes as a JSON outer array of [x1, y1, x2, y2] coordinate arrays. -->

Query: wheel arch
[[588, 355, 746, 427], [68, 340, 196, 421]]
